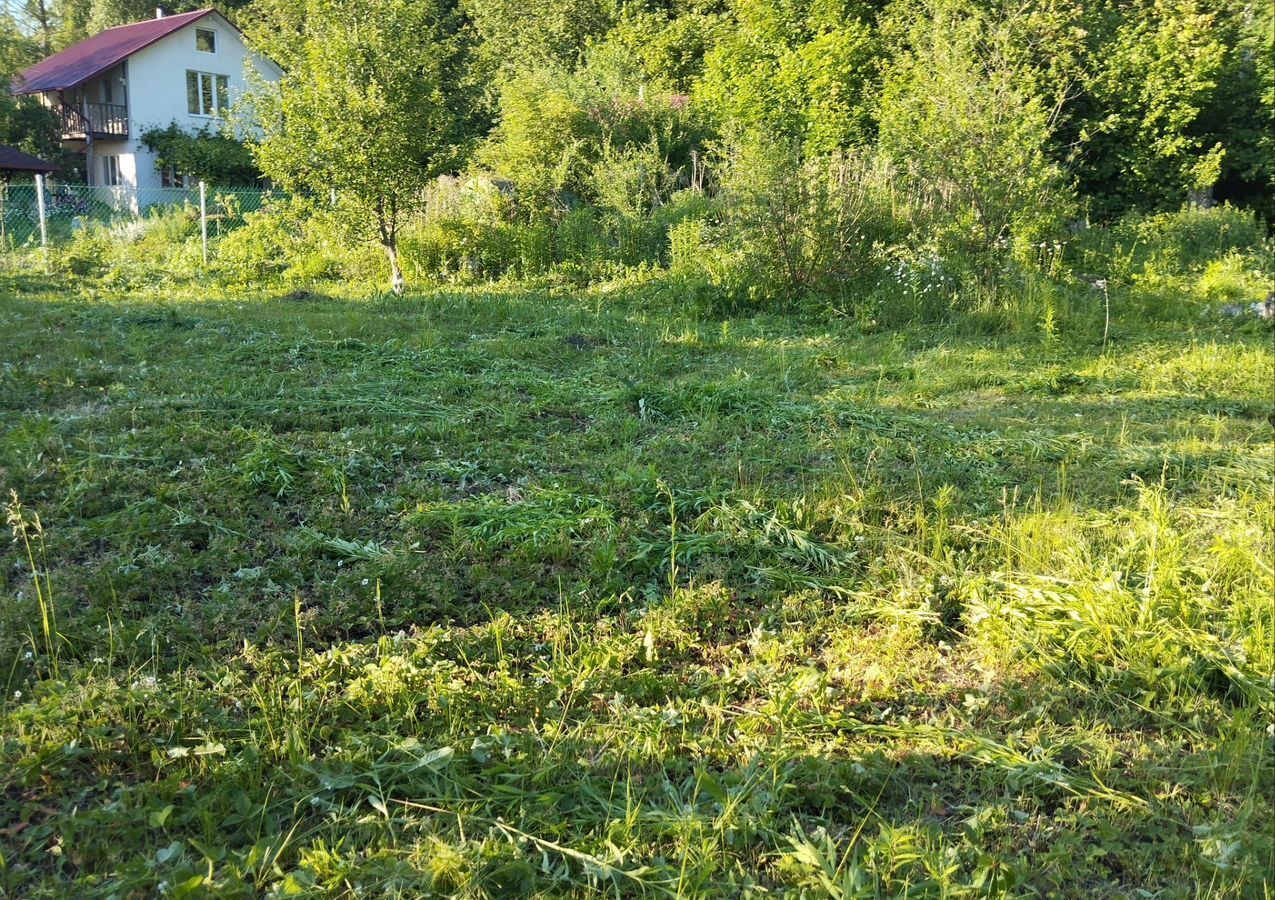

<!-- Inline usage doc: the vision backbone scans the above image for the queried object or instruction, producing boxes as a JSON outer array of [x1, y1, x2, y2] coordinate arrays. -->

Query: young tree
[[878, 0, 1072, 277], [0, 20, 62, 160], [246, 0, 476, 292]]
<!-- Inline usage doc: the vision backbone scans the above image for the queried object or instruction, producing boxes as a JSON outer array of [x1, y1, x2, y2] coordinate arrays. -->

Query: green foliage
[[696, 0, 880, 154], [40, 0, 251, 49], [596, 5, 724, 92], [139, 123, 258, 186], [213, 201, 305, 284], [589, 137, 681, 219], [479, 60, 709, 220], [713, 132, 897, 306], [246, 0, 479, 291], [1119, 204, 1266, 273], [878, 0, 1073, 275], [54, 222, 112, 276], [400, 218, 518, 282], [477, 69, 597, 215], [1078, 0, 1272, 215], [461, 0, 617, 77], [0, 23, 63, 166], [398, 195, 712, 283], [213, 196, 353, 285], [0, 94, 61, 169]]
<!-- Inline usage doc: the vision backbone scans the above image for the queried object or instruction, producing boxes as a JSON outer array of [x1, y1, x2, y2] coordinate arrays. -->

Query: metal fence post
[[34, 173, 48, 253], [199, 180, 208, 267]]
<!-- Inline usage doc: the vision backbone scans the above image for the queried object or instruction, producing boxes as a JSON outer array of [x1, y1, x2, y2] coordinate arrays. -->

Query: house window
[[196, 27, 216, 53], [186, 70, 230, 116], [102, 155, 121, 186], [101, 78, 113, 104], [160, 166, 189, 189]]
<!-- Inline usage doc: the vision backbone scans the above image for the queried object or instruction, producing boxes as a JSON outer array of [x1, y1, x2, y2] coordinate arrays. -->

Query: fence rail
[[0, 176, 272, 253]]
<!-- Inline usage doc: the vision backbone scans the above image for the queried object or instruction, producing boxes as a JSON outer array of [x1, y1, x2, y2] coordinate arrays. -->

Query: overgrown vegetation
[[138, 124, 259, 187], [0, 0, 1272, 895], [5, 0, 1272, 298], [0, 204, 1272, 893]]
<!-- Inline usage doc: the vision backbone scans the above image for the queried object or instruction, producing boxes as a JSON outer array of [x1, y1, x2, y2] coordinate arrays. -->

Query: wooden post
[[82, 95, 95, 187], [35, 173, 48, 252], [199, 180, 208, 267]]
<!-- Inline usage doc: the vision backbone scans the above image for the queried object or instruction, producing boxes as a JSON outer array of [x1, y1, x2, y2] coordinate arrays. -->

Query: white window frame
[[195, 27, 217, 54], [102, 155, 121, 186], [186, 70, 230, 118]]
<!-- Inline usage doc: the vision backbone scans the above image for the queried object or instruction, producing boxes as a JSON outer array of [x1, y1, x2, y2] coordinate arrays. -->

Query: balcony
[[58, 102, 128, 141]]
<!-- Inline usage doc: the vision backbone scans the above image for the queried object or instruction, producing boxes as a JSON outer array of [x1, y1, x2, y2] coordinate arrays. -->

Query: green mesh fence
[[0, 179, 274, 251]]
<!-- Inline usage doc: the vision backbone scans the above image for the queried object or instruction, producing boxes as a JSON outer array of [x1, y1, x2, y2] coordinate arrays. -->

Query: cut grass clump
[[0, 271, 1271, 896]]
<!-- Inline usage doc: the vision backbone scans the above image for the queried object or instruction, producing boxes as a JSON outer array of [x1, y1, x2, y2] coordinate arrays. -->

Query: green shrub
[[1126, 205, 1264, 273], [400, 219, 519, 283], [878, 0, 1073, 281], [715, 134, 898, 307], [668, 217, 710, 276], [1066, 206, 1270, 327], [513, 221, 554, 277], [555, 208, 606, 270], [603, 212, 663, 267], [283, 250, 344, 284], [589, 138, 682, 218], [1194, 253, 1271, 305], [214, 199, 311, 284], [56, 225, 113, 278], [139, 203, 199, 245]]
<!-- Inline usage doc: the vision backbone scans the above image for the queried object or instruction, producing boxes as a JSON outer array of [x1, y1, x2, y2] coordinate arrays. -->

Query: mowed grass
[[0, 273, 1271, 897]]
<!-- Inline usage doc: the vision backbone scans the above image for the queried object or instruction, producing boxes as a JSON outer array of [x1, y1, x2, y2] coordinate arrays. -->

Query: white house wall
[[120, 12, 280, 193]]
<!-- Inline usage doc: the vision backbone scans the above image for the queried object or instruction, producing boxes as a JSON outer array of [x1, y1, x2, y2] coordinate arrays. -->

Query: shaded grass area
[[0, 274, 1272, 897]]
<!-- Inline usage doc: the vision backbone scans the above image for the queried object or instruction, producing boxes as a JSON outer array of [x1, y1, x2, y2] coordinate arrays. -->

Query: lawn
[[0, 274, 1271, 896]]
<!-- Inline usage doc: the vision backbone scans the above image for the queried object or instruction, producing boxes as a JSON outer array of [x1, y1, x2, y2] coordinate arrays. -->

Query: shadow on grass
[[1, 605, 1266, 896]]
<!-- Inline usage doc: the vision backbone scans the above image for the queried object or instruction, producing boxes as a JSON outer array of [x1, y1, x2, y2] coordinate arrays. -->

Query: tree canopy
[[245, 0, 479, 291]]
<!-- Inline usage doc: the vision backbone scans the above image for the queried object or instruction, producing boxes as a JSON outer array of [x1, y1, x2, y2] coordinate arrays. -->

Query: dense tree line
[[1, 0, 1270, 292], [4, 0, 1269, 213], [448, 0, 1273, 216]]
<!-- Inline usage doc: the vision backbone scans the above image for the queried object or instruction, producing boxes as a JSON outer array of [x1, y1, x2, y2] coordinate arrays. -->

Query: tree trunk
[[376, 194, 404, 294], [1187, 185, 1215, 209], [385, 239, 404, 294]]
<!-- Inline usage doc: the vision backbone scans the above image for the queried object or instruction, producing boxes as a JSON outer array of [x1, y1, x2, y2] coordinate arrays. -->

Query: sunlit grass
[[0, 270, 1271, 897]]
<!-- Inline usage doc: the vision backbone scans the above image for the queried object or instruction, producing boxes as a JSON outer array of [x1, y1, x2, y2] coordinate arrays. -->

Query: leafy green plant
[[878, 0, 1073, 283], [715, 133, 897, 306], [247, 0, 479, 292], [139, 123, 259, 186]]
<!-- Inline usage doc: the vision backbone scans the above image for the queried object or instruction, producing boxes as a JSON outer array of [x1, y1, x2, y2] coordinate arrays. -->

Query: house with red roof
[[12, 8, 279, 196]]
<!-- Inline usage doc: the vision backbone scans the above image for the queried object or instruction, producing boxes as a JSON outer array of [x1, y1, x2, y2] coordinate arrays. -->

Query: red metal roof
[[13, 9, 215, 94], [0, 144, 58, 173]]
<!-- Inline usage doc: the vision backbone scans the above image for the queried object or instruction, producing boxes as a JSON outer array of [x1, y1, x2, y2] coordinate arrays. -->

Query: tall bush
[[715, 133, 896, 305], [878, 0, 1073, 283]]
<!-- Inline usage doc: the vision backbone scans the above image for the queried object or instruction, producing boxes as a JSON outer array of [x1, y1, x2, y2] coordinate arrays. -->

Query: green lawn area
[[1, 275, 1271, 896]]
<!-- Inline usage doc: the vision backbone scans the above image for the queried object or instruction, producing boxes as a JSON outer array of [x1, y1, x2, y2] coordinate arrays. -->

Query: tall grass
[[0, 235, 1270, 894]]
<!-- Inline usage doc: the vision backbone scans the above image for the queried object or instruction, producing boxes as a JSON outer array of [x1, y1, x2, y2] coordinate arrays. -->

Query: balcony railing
[[58, 102, 128, 140]]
